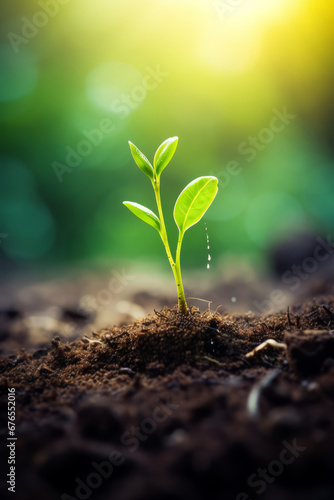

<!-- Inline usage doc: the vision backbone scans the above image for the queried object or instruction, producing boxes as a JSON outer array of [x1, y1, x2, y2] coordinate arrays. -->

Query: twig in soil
[[204, 324, 220, 333], [245, 339, 287, 358], [202, 355, 224, 366], [322, 305, 334, 318], [305, 308, 318, 318], [322, 305, 334, 319], [187, 297, 212, 311], [304, 307, 327, 327], [321, 305, 334, 331], [247, 369, 281, 419], [296, 315, 300, 328], [82, 336, 104, 345], [154, 309, 168, 319]]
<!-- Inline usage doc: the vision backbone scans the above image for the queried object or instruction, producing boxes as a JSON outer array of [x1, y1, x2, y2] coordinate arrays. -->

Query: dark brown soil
[[1, 297, 334, 500]]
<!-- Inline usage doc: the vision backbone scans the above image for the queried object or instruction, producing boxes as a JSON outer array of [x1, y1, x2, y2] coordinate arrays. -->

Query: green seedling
[[123, 137, 218, 315]]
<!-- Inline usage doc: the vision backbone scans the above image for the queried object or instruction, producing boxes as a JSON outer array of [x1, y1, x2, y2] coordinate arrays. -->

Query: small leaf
[[128, 141, 154, 180], [174, 176, 218, 233], [123, 201, 160, 232], [153, 136, 178, 177]]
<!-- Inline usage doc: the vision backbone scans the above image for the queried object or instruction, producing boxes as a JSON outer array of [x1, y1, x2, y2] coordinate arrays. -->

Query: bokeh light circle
[[86, 62, 145, 114]]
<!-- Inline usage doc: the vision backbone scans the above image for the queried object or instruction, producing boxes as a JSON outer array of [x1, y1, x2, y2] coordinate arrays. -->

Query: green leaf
[[153, 136, 178, 177], [123, 201, 160, 232], [128, 141, 154, 180], [174, 176, 218, 233]]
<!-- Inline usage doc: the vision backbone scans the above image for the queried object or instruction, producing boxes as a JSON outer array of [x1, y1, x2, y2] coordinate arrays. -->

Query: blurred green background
[[1, 0, 333, 273]]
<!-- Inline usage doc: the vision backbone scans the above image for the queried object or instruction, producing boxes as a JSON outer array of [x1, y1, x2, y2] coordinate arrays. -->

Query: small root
[[188, 297, 212, 311], [202, 355, 224, 366], [245, 339, 287, 358], [154, 309, 168, 319], [247, 369, 281, 419]]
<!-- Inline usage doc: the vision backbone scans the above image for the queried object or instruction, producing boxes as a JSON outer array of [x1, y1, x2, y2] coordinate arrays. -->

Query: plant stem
[[175, 230, 187, 315], [153, 179, 188, 315]]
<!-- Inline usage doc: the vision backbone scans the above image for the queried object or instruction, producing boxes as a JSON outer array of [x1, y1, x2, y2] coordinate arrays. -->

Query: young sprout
[[123, 137, 218, 315]]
